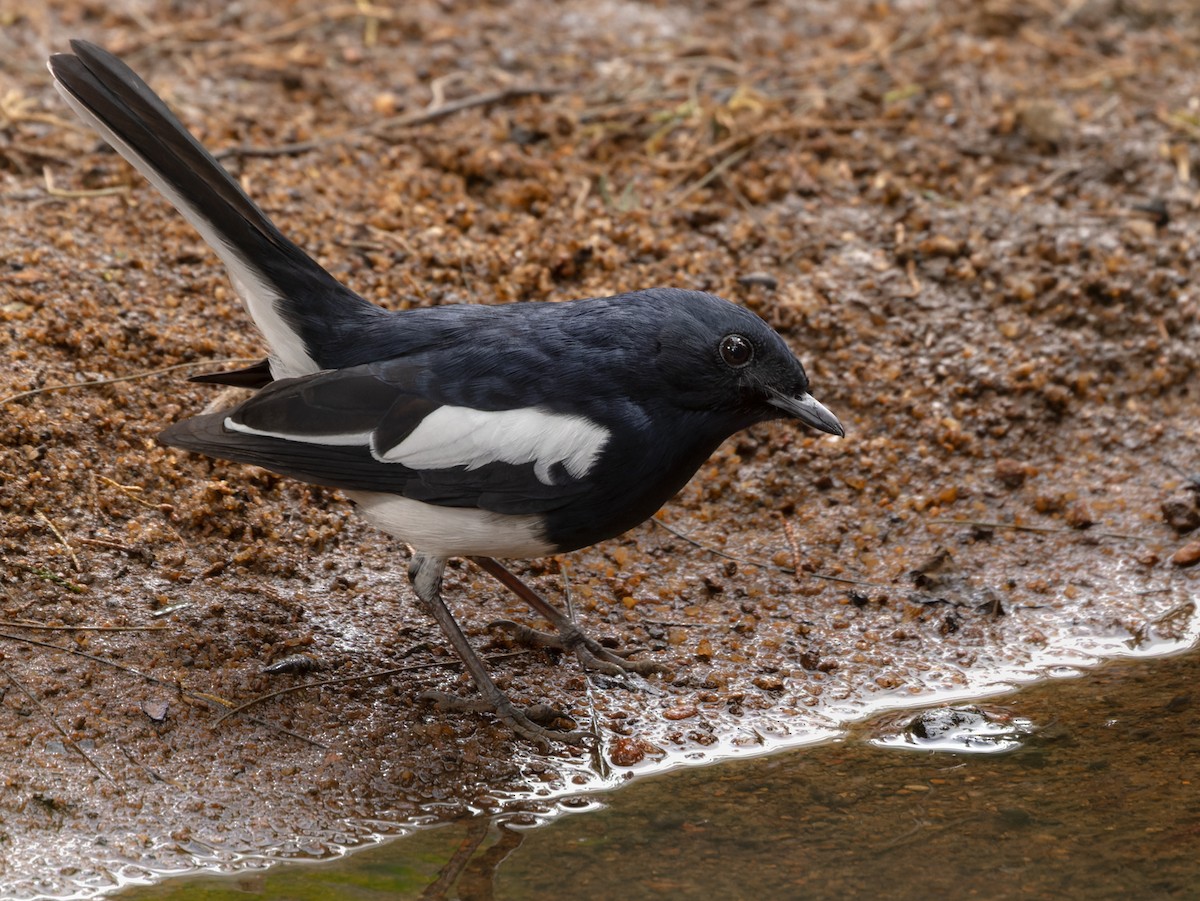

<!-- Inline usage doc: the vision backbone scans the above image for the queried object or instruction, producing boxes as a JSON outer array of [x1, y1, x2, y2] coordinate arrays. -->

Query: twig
[[94, 477, 189, 547], [640, 618, 709, 628], [2, 142, 77, 166], [929, 519, 1151, 542], [114, 739, 181, 789], [647, 115, 906, 175], [96, 477, 164, 511], [74, 536, 148, 558], [663, 142, 756, 209], [43, 165, 130, 199], [217, 86, 563, 160], [235, 1, 398, 46], [1, 664, 116, 785], [0, 358, 261, 407], [367, 85, 565, 133], [905, 258, 921, 296], [35, 511, 81, 573], [211, 650, 532, 726], [355, 0, 381, 47], [780, 518, 803, 582], [0, 621, 165, 632], [651, 518, 880, 586], [653, 517, 782, 571], [0, 631, 326, 749]]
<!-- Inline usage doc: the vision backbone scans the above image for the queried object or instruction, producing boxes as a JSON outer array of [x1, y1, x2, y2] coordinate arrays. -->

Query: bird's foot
[[490, 619, 668, 678], [468, 556, 668, 679], [418, 689, 590, 749]]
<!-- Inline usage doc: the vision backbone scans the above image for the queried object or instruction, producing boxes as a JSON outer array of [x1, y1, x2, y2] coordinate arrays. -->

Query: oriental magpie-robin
[[49, 41, 844, 745]]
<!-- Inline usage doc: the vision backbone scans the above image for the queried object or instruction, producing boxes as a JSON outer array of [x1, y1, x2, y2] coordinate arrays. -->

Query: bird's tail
[[47, 40, 386, 379]]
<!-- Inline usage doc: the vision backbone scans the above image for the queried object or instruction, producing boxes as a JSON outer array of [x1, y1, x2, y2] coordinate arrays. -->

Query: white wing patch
[[379, 406, 609, 485], [224, 417, 372, 446], [223, 405, 609, 485]]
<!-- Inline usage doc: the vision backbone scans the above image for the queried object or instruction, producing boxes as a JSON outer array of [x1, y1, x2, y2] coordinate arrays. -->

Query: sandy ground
[[1, 0, 1198, 896]]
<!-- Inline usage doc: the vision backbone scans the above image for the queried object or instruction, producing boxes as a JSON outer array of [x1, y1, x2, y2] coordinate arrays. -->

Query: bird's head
[[647, 289, 844, 438]]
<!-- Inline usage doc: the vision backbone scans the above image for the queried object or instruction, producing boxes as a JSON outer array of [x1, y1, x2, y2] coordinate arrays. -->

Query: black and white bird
[[48, 41, 844, 744]]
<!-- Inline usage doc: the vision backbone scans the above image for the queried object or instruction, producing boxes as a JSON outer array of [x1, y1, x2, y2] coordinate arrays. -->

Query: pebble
[[1171, 540, 1200, 568], [1064, 501, 1093, 530], [995, 458, 1027, 488], [1161, 495, 1200, 534], [663, 704, 699, 721], [608, 736, 663, 767], [1017, 99, 1073, 147], [141, 699, 170, 722], [737, 271, 778, 290]]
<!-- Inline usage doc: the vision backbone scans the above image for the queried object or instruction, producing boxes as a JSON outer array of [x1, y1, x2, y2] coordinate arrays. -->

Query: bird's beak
[[768, 390, 845, 437]]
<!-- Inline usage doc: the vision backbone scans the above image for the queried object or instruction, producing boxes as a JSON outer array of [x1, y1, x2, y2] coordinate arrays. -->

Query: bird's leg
[[468, 556, 667, 677], [407, 553, 589, 747]]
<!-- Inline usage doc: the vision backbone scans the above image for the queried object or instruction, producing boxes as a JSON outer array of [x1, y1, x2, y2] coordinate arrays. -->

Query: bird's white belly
[[346, 491, 556, 558]]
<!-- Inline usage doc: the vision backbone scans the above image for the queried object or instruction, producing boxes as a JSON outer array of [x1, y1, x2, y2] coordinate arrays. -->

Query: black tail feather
[[48, 41, 387, 375]]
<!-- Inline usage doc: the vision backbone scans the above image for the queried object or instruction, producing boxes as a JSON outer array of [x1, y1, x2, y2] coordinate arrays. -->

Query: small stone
[[995, 458, 1027, 488], [737, 271, 778, 290], [1171, 540, 1200, 568], [1017, 99, 1073, 148], [141, 699, 169, 722], [1161, 495, 1200, 534], [372, 91, 399, 116], [1064, 501, 1094, 529], [262, 654, 321, 675], [917, 235, 962, 258], [663, 704, 699, 721], [753, 675, 784, 691], [1034, 493, 1065, 514], [608, 736, 663, 767]]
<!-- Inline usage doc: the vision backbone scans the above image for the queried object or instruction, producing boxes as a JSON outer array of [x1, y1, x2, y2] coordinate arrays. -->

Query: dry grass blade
[[35, 511, 80, 573], [43, 165, 130, 199], [651, 518, 880, 586], [780, 518, 804, 582], [5, 560, 87, 594], [96, 477, 165, 511], [0, 358, 261, 407], [662, 142, 756, 210]]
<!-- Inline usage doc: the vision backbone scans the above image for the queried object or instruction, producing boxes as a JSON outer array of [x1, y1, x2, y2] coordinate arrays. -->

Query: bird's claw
[[489, 619, 668, 677], [418, 689, 592, 748]]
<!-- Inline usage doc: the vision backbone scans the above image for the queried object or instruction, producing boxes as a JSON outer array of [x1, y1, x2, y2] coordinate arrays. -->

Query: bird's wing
[[188, 359, 273, 388], [159, 364, 610, 516]]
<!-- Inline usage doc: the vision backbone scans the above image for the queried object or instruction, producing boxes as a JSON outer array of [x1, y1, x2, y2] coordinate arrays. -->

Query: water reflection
[[124, 649, 1200, 900]]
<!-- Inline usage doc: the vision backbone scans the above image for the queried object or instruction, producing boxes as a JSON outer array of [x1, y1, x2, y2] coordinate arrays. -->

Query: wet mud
[[1, 1, 1198, 896]]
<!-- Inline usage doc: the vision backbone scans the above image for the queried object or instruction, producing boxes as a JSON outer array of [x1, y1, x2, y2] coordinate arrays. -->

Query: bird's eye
[[719, 334, 754, 368]]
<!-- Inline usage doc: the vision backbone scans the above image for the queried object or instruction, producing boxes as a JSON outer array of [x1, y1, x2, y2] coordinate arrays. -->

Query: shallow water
[[122, 648, 1200, 901]]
